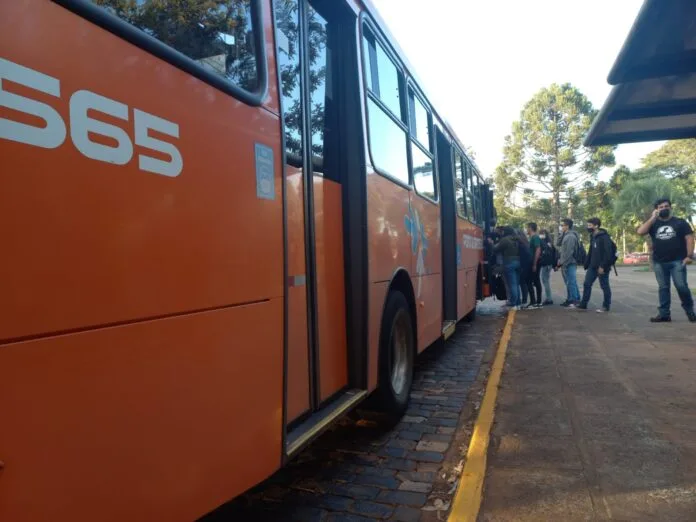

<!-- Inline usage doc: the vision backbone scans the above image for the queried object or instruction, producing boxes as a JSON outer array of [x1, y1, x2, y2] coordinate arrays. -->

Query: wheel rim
[[390, 310, 410, 396]]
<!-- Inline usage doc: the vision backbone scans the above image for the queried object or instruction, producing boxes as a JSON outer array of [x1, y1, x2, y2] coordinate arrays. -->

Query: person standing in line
[[637, 198, 695, 323], [556, 218, 581, 308], [578, 218, 613, 313], [539, 229, 557, 305], [489, 226, 521, 309], [525, 222, 543, 308], [517, 230, 532, 308]]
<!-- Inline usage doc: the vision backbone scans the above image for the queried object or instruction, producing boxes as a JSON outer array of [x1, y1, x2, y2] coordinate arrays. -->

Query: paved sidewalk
[[481, 267, 696, 521]]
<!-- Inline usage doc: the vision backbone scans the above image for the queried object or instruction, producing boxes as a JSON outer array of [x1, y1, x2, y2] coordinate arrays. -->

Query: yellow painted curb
[[448, 309, 516, 522]]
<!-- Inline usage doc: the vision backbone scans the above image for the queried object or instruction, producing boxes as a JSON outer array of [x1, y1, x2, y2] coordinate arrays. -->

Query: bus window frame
[[52, 0, 269, 106], [406, 82, 438, 205], [360, 18, 412, 191]]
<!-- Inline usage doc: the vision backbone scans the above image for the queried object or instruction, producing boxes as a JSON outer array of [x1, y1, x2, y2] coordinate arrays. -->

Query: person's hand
[[651, 209, 660, 220], [598, 267, 605, 274], [684, 257, 693, 266]]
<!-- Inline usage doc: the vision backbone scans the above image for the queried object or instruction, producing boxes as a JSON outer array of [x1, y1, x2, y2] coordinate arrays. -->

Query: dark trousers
[[580, 267, 612, 309], [526, 268, 542, 305]]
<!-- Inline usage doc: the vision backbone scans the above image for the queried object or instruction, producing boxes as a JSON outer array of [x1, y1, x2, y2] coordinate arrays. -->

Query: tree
[[614, 169, 695, 230], [495, 83, 616, 227], [642, 139, 696, 218]]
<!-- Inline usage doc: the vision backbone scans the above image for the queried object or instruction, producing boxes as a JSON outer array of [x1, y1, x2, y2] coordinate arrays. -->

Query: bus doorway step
[[442, 320, 457, 341]]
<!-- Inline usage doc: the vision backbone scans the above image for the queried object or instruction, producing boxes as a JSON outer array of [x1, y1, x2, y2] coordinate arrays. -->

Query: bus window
[[86, 0, 259, 92], [463, 160, 475, 221], [275, 0, 303, 166], [408, 91, 430, 150], [363, 28, 409, 185], [411, 142, 436, 200], [308, 4, 338, 181], [454, 153, 466, 218], [472, 173, 482, 225]]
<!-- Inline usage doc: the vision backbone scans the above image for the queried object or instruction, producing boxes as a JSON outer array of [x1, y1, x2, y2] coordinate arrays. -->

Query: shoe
[[533, 303, 544, 309], [650, 315, 671, 323], [577, 303, 588, 310], [560, 301, 570, 307], [597, 307, 610, 313], [567, 303, 578, 309], [543, 300, 554, 306], [687, 311, 696, 323]]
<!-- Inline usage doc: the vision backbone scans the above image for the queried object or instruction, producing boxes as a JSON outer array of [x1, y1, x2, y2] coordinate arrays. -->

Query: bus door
[[436, 128, 458, 333], [275, 0, 367, 457]]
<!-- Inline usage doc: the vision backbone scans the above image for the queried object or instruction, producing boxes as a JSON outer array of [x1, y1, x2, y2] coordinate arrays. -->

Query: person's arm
[[685, 230, 694, 265], [637, 209, 659, 236], [532, 240, 541, 271], [492, 237, 505, 254]]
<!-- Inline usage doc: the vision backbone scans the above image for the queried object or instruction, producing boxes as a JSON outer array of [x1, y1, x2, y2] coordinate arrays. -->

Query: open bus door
[[274, 0, 369, 459]]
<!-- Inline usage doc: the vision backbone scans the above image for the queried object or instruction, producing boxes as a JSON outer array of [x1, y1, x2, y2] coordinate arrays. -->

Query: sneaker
[[560, 301, 571, 307], [650, 315, 671, 323], [567, 303, 578, 309], [533, 303, 544, 309], [687, 311, 696, 323], [577, 303, 588, 310], [596, 307, 610, 313], [543, 300, 554, 306]]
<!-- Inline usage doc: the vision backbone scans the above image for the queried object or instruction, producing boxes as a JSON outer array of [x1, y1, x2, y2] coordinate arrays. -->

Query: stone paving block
[[415, 440, 449, 453], [396, 471, 436, 483], [331, 484, 379, 501], [353, 473, 400, 489], [408, 451, 444, 463], [350, 500, 394, 519], [390, 505, 422, 522], [376, 489, 428, 507], [398, 480, 432, 493]]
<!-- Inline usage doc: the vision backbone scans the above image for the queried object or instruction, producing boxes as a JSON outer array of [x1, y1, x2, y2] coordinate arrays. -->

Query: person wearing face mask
[[578, 217, 613, 313], [556, 218, 581, 307], [637, 198, 695, 323]]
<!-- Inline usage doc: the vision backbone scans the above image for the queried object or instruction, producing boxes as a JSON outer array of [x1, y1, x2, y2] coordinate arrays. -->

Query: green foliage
[[495, 83, 616, 226], [614, 170, 695, 225]]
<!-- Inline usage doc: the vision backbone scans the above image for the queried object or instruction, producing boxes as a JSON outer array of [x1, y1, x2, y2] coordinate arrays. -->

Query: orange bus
[[0, 1, 495, 520]]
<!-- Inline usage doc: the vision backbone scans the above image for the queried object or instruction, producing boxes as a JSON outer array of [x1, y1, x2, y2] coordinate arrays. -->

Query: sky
[[369, 0, 662, 181]]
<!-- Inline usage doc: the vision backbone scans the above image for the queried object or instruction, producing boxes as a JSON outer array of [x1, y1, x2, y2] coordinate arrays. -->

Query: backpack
[[574, 236, 587, 266], [609, 237, 619, 275], [540, 238, 555, 266]]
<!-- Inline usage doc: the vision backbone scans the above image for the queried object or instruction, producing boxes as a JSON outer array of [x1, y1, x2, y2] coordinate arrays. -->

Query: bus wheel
[[377, 291, 415, 418]]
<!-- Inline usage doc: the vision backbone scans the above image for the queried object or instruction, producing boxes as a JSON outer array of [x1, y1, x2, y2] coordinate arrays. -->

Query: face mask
[[540, 235, 546, 240], [659, 208, 671, 218], [586, 227, 594, 234]]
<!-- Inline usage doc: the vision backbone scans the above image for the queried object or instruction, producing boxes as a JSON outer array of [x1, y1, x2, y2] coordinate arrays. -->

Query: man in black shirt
[[637, 198, 695, 323]]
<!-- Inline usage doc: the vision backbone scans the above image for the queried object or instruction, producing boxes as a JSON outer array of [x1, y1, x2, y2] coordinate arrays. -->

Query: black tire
[[375, 290, 415, 418]]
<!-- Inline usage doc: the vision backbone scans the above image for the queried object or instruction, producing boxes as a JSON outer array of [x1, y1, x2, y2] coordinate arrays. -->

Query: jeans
[[561, 263, 580, 302], [504, 259, 521, 306], [580, 267, 611, 309], [540, 265, 553, 301], [653, 260, 694, 318], [527, 268, 542, 305]]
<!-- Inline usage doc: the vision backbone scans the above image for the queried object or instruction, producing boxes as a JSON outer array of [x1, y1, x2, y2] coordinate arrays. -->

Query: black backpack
[[609, 237, 619, 275], [540, 238, 555, 266], [574, 237, 587, 266]]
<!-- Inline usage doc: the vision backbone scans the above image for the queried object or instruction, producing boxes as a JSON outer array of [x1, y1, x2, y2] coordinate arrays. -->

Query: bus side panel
[[286, 169, 311, 422], [0, 0, 283, 341], [365, 171, 412, 391], [409, 194, 442, 352], [0, 299, 283, 522], [366, 173, 413, 282], [457, 220, 484, 318]]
